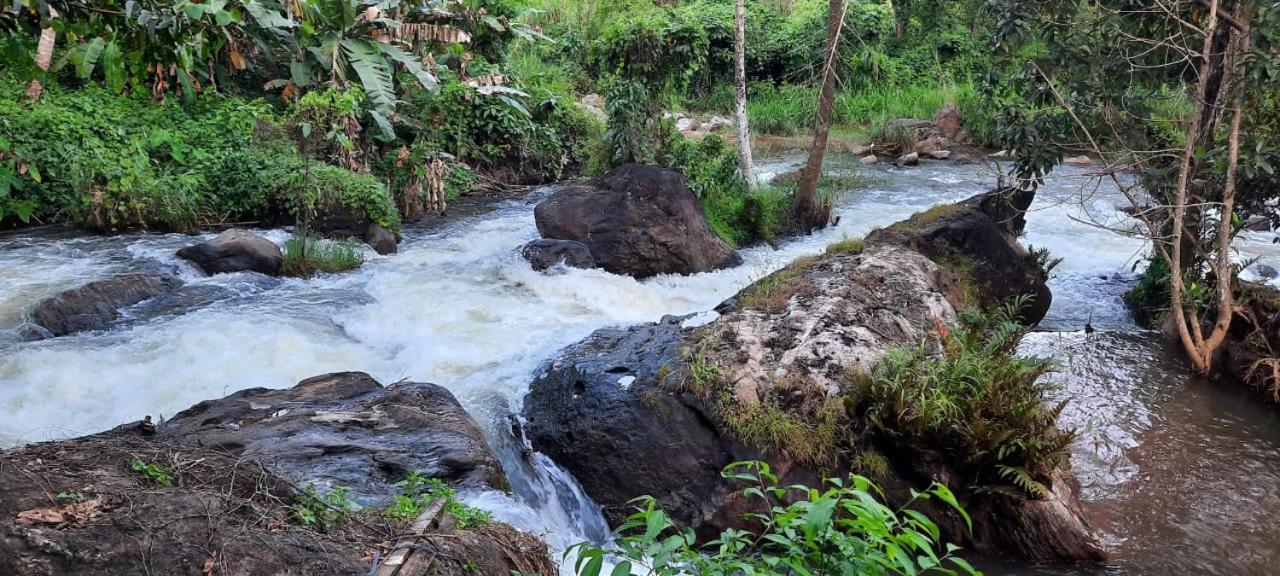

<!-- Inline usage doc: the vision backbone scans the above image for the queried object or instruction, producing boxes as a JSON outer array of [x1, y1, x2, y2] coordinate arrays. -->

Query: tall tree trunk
[[795, 0, 845, 232], [733, 0, 757, 189], [26, 26, 56, 101]]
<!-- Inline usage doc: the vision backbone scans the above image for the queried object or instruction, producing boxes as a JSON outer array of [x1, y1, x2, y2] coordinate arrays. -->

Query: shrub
[[567, 460, 978, 576], [0, 76, 276, 230], [386, 471, 492, 529], [859, 301, 1076, 499], [293, 484, 359, 533], [281, 235, 364, 277], [280, 164, 401, 233]]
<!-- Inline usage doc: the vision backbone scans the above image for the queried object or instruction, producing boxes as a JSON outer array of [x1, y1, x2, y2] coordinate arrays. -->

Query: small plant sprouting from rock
[[386, 471, 492, 529], [825, 236, 865, 255], [293, 484, 359, 532], [567, 460, 978, 576], [130, 458, 173, 487]]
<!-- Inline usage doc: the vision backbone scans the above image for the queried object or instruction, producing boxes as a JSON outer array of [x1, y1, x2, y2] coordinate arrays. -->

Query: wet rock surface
[[158, 372, 507, 499], [28, 273, 182, 337], [521, 238, 597, 271], [0, 372, 549, 575], [868, 188, 1053, 324], [178, 228, 283, 276], [533, 164, 740, 278]]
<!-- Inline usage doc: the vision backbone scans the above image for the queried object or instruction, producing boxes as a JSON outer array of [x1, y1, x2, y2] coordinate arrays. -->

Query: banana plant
[[279, 0, 438, 131]]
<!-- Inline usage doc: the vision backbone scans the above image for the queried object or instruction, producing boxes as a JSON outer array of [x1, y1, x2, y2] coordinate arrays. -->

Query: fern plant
[[860, 300, 1076, 500]]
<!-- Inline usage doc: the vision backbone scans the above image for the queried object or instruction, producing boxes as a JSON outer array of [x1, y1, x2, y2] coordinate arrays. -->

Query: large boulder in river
[[525, 244, 953, 531], [177, 228, 282, 276], [533, 164, 741, 278], [867, 188, 1053, 324], [158, 372, 506, 499], [524, 190, 1103, 563], [28, 273, 182, 337], [0, 372, 553, 575]]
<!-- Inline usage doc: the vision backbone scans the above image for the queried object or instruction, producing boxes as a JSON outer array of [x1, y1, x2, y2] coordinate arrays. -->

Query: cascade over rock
[[532, 164, 741, 278], [523, 188, 1101, 563]]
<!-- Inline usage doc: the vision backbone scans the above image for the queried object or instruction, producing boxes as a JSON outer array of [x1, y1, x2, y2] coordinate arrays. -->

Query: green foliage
[[1124, 256, 1171, 328], [130, 458, 173, 487], [661, 133, 792, 247], [280, 163, 401, 233], [386, 471, 492, 529], [293, 484, 360, 532], [0, 77, 275, 230], [590, 2, 708, 164], [281, 235, 363, 277], [861, 301, 1075, 499], [567, 460, 978, 576]]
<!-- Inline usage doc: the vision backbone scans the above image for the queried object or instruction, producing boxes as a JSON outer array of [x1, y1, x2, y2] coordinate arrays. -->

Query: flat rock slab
[[158, 372, 507, 501]]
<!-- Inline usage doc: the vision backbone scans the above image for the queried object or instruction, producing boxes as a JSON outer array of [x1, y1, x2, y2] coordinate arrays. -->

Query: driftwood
[[372, 499, 451, 576]]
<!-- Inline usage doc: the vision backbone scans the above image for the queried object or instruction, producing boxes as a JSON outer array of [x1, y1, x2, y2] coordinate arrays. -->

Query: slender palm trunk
[[733, 0, 757, 188], [795, 0, 844, 232]]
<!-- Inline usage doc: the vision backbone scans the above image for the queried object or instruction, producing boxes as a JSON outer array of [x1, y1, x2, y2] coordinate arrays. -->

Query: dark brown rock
[[867, 188, 1053, 324], [177, 228, 282, 276], [158, 372, 507, 497], [28, 274, 182, 337], [521, 239, 597, 271], [933, 104, 962, 140], [364, 223, 398, 255], [534, 164, 741, 278]]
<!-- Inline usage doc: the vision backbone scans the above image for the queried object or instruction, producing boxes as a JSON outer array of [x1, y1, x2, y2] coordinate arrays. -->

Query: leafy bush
[[293, 484, 359, 532], [661, 133, 792, 246], [281, 235, 364, 277], [386, 471, 492, 529], [567, 460, 978, 576], [0, 77, 275, 230], [287, 164, 402, 233], [858, 301, 1076, 499]]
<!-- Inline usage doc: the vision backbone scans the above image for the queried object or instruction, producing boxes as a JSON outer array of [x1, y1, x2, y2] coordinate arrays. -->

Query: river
[[1, 157, 1277, 574]]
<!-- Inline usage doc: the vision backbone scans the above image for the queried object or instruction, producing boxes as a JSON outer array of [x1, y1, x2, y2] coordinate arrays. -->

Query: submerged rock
[[177, 228, 282, 276], [0, 372, 551, 575], [534, 164, 741, 278], [898, 152, 921, 166], [521, 238, 597, 271], [28, 273, 182, 337], [158, 372, 506, 498]]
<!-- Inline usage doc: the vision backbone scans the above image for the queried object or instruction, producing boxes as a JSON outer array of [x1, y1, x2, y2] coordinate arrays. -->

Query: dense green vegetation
[[569, 461, 977, 576], [0, 0, 597, 233]]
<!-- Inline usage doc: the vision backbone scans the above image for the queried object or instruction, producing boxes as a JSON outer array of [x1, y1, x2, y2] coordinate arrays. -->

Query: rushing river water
[[1, 157, 1278, 575]]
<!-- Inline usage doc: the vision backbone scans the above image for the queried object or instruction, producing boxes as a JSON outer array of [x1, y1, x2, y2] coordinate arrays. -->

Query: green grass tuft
[[281, 235, 364, 277]]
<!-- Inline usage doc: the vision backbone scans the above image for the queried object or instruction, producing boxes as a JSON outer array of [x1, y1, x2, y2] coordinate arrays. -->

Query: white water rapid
[[3, 157, 1279, 574]]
